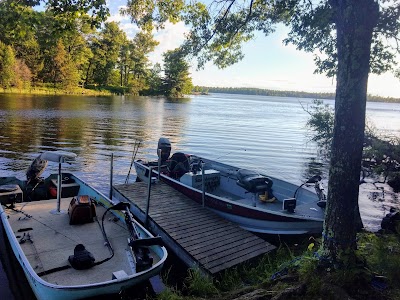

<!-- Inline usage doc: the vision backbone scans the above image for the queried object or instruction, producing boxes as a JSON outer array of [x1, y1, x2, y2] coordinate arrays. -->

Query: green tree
[[124, 0, 400, 266], [162, 48, 193, 98], [91, 22, 126, 85], [118, 40, 131, 86], [130, 31, 159, 79], [115, 31, 159, 92], [0, 43, 16, 89], [51, 39, 79, 89], [0, 1, 40, 46], [145, 63, 163, 95], [46, 0, 109, 29], [13, 59, 32, 89]]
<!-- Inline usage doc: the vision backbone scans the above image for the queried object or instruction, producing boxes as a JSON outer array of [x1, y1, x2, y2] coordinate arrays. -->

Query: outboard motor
[[157, 138, 171, 163]]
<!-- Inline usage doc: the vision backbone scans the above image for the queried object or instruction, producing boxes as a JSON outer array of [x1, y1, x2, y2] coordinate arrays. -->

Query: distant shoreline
[[2, 86, 399, 103], [195, 86, 400, 103]]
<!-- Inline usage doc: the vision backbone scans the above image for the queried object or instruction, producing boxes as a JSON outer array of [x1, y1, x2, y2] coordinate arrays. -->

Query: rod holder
[[109, 153, 114, 200]]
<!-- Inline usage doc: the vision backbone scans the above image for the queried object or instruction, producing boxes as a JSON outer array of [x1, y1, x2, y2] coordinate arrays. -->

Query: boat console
[[180, 169, 220, 191]]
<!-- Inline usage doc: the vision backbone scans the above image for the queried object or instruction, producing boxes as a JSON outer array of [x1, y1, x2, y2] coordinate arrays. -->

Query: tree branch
[[228, 0, 254, 44], [199, 0, 236, 50]]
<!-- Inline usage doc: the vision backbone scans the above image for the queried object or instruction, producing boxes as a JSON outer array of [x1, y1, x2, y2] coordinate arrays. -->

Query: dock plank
[[113, 181, 275, 275]]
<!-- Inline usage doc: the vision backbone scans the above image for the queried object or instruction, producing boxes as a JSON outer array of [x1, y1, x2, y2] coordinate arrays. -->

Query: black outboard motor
[[157, 138, 171, 163]]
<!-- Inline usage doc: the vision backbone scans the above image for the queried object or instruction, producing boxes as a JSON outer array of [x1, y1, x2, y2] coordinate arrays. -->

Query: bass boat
[[134, 138, 326, 235], [0, 151, 167, 300]]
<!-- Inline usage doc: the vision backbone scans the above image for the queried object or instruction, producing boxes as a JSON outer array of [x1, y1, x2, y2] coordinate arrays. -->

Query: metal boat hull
[[134, 160, 324, 235], [0, 173, 167, 300]]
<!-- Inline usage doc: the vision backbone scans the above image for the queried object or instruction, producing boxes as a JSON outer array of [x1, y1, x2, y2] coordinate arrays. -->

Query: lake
[[0, 93, 399, 299]]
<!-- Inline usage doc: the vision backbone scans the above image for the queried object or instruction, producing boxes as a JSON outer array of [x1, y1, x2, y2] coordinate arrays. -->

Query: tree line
[[194, 86, 400, 103], [0, 1, 192, 97]]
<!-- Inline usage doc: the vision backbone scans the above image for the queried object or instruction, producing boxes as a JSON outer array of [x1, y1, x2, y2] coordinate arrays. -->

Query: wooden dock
[[112, 181, 275, 275]]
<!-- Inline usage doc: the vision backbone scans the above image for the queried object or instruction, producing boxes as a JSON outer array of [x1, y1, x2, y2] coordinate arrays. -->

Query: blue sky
[[107, 1, 400, 98]]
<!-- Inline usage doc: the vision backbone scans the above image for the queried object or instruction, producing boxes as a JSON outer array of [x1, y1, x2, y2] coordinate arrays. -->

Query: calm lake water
[[0, 93, 399, 299]]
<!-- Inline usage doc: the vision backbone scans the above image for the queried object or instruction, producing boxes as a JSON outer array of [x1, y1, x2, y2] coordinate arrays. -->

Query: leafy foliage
[[306, 99, 400, 183], [121, 0, 185, 31], [305, 99, 334, 150], [0, 1, 173, 95], [162, 48, 193, 98], [0, 43, 16, 89]]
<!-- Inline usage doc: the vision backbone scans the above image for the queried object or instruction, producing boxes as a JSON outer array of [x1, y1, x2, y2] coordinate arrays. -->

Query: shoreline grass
[[0, 86, 113, 96], [157, 232, 400, 300]]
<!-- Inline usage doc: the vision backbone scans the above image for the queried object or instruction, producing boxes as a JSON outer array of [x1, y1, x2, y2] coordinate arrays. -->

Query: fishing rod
[[125, 140, 141, 184], [214, 148, 247, 160]]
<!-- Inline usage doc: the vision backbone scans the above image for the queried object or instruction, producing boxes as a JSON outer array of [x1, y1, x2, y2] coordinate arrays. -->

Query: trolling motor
[[310, 176, 327, 208], [294, 175, 327, 208], [112, 202, 163, 272]]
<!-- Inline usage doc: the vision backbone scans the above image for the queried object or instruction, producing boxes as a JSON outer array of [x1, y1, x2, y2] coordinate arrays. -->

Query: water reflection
[[302, 157, 328, 182], [0, 95, 191, 184]]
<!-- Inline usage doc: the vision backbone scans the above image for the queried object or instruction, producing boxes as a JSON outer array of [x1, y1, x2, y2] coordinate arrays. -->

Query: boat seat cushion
[[236, 169, 273, 193]]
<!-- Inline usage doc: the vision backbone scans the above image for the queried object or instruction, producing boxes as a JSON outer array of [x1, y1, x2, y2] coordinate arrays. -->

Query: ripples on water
[[0, 93, 399, 229], [0, 93, 399, 298]]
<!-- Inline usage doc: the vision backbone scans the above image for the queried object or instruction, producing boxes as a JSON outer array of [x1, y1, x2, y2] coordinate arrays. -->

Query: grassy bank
[[156, 232, 400, 300], [0, 86, 113, 96]]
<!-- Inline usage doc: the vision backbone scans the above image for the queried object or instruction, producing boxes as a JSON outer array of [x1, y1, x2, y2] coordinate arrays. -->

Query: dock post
[[145, 166, 153, 227], [56, 160, 62, 212], [109, 153, 113, 200], [201, 161, 205, 207]]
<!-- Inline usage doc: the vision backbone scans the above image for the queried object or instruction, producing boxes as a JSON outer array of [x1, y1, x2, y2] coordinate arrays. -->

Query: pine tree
[[0, 44, 16, 89]]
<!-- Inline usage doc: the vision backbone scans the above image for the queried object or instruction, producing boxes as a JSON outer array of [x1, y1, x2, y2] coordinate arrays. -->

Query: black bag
[[68, 244, 95, 270]]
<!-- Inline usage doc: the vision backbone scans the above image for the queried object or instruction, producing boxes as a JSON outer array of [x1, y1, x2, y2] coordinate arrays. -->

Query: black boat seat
[[236, 169, 273, 194]]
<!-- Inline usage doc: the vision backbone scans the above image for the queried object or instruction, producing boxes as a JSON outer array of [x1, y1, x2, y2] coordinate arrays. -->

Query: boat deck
[[113, 181, 276, 275], [5, 198, 148, 286]]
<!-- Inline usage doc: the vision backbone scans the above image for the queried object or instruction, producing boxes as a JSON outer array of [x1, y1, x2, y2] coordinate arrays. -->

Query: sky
[[107, 1, 400, 98]]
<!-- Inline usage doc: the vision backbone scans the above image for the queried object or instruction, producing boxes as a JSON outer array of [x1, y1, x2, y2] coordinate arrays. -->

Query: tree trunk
[[84, 59, 92, 87], [322, 0, 379, 264]]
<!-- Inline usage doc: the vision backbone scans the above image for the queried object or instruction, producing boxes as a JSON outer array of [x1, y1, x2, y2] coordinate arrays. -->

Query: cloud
[[106, 11, 129, 24], [148, 22, 189, 64]]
